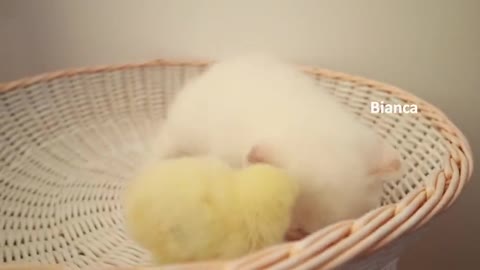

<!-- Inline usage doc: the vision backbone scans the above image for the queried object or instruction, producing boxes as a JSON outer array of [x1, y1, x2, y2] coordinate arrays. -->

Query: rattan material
[[0, 59, 473, 270]]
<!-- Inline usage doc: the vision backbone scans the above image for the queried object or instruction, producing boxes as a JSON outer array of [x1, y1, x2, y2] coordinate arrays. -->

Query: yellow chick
[[123, 156, 298, 265]]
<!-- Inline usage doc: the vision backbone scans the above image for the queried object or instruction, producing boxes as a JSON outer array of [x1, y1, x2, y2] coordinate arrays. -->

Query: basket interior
[[0, 64, 449, 269]]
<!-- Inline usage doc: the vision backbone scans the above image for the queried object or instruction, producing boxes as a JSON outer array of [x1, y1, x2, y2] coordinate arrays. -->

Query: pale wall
[[1, 1, 479, 269]]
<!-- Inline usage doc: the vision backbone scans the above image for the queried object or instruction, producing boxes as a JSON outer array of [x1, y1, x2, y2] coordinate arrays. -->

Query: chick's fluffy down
[[123, 157, 298, 264]]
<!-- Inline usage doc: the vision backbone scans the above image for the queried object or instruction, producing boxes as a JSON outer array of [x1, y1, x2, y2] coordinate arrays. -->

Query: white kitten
[[154, 53, 401, 239]]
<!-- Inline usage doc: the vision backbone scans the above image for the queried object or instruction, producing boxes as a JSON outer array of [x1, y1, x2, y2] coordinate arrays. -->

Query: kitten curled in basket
[[153, 53, 402, 240]]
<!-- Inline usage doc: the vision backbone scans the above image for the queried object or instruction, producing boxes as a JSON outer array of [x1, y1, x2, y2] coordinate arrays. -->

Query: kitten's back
[[163, 53, 374, 162]]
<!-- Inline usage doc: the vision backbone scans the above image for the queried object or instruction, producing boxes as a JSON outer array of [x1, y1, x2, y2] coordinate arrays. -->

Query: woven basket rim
[[0, 58, 474, 270]]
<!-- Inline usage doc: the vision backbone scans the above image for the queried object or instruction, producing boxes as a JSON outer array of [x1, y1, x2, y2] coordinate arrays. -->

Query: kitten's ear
[[246, 143, 277, 165], [368, 140, 402, 176]]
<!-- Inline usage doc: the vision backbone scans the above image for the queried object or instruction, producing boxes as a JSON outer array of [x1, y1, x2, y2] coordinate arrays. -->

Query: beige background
[[1, 1, 478, 269]]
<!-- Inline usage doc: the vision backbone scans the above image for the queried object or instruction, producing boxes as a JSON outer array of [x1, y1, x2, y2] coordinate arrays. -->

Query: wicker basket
[[0, 59, 473, 270]]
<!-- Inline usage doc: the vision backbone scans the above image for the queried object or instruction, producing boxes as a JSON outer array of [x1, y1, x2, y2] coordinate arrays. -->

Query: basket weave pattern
[[0, 60, 473, 270]]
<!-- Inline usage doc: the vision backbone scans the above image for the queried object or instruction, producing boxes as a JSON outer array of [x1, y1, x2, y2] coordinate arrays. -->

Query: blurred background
[[1, 1, 478, 269]]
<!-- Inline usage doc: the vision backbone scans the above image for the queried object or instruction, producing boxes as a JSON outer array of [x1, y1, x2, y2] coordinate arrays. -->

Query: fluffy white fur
[[154, 53, 401, 238]]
